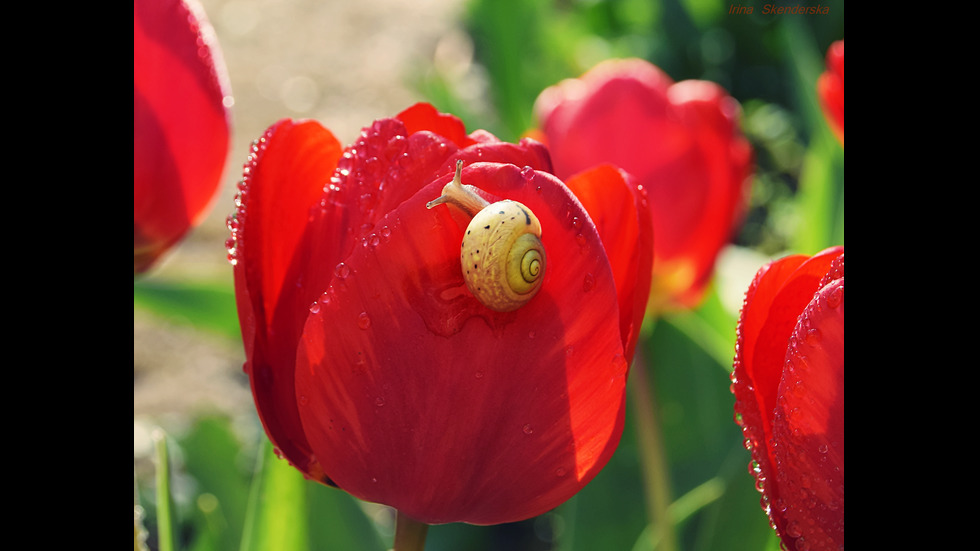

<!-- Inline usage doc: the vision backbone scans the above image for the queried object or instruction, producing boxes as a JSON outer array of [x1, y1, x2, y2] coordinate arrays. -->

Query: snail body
[[427, 160, 546, 312]]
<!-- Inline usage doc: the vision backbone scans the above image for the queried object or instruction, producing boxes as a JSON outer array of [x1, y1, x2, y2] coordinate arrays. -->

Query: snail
[[427, 159, 546, 312]]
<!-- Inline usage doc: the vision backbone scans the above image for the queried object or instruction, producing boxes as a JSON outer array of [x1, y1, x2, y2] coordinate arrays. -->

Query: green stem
[[153, 429, 177, 551], [630, 348, 678, 551], [393, 511, 428, 551]]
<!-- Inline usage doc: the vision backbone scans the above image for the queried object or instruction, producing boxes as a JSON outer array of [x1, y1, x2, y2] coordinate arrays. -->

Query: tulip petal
[[295, 163, 627, 525], [564, 164, 653, 361], [771, 277, 844, 550], [397, 102, 476, 149], [534, 58, 752, 311], [232, 119, 344, 479], [731, 246, 844, 548], [817, 41, 844, 145], [134, 0, 231, 272], [734, 247, 843, 446]]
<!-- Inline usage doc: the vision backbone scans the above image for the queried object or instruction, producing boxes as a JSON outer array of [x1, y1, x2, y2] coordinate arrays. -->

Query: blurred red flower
[[534, 58, 753, 313], [134, 0, 232, 273], [228, 103, 653, 525], [817, 40, 844, 145], [731, 246, 844, 551]]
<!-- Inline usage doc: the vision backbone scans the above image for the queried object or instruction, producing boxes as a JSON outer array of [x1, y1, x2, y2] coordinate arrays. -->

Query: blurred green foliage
[[135, 0, 843, 549]]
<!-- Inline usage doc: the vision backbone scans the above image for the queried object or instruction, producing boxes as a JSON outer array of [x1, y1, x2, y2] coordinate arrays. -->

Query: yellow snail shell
[[427, 160, 546, 312]]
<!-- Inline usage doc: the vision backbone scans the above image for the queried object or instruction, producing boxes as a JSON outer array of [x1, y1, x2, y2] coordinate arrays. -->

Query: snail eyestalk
[[426, 159, 489, 218], [427, 160, 546, 312]]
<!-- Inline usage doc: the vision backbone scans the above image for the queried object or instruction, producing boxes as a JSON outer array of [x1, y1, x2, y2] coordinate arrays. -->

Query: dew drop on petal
[[334, 262, 350, 279], [309, 301, 320, 314], [786, 520, 802, 538], [375, 396, 385, 407], [357, 312, 371, 330], [555, 467, 567, 477], [582, 273, 595, 293], [825, 285, 844, 308], [522, 423, 534, 435]]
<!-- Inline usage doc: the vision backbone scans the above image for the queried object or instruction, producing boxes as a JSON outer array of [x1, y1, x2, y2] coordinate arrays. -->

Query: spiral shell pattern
[[461, 199, 546, 312]]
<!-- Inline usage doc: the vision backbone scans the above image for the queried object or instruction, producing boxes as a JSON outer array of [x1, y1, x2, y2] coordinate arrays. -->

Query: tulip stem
[[393, 510, 428, 551], [630, 347, 679, 551]]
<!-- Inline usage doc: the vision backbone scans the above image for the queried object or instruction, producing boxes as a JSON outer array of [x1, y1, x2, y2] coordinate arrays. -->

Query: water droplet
[[474, 370, 484, 379], [375, 396, 385, 407], [805, 328, 821, 345], [334, 262, 350, 279], [786, 521, 802, 538], [555, 467, 567, 477], [363, 233, 380, 247], [357, 312, 371, 330], [521, 166, 535, 179], [380, 225, 391, 240], [309, 301, 320, 314], [570, 216, 582, 230], [299, 395, 308, 406], [818, 443, 829, 454], [825, 285, 843, 308], [582, 273, 595, 292], [528, 330, 536, 339], [565, 345, 574, 357], [522, 423, 534, 435]]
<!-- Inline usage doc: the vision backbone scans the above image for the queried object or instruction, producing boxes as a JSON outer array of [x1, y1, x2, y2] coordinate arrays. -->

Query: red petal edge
[[232, 118, 343, 480], [564, 164, 653, 362], [771, 275, 844, 550]]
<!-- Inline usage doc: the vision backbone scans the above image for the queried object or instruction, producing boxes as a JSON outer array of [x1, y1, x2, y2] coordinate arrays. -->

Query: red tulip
[[817, 40, 844, 145], [534, 58, 753, 313], [134, 0, 232, 273], [731, 246, 844, 550], [228, 103, 653, 525]]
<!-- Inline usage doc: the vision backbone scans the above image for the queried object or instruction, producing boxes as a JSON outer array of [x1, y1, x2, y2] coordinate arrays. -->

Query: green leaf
[[689, 440, 779, 551], [779, 17, 845, 254], [179, 417, 253, 551], [240, 439, 387, 551], [240, 440, 310, 551], [307, 478, 387, 551], [134, 277, 240, 342]]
